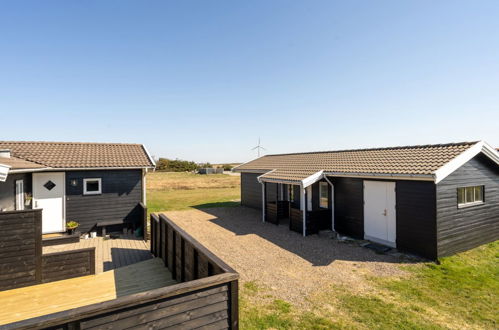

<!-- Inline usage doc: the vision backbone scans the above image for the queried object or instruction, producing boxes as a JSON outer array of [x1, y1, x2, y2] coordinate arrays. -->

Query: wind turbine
[[251, 137, 266, 157]]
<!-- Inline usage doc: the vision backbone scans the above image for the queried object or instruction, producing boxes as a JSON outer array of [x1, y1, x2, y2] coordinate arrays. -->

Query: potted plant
[[24, 193, 32, 207], [66, 221, 79, 235]]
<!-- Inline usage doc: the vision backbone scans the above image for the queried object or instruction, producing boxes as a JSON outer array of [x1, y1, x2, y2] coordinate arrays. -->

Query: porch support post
[[323, 175, 335, 233], [261, 182, 266, 223], [300, 184, 306, 237]]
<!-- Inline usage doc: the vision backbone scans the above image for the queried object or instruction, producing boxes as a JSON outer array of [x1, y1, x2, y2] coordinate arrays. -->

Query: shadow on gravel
[[199, 206, 423, 266]]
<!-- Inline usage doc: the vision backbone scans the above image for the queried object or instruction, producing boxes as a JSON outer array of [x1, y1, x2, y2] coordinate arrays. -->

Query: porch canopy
[[257, 169, 330, 236]]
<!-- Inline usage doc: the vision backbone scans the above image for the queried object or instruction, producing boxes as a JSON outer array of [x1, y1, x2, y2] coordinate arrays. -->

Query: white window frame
[[457, 185, 484, 208], [15, 179, 24, 210], [83, 178, 102, 195], [319, 181, 329, 209]]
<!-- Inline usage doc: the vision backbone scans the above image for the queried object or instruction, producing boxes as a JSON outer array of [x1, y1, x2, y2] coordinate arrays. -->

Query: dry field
[[147, 171, 240, 213]]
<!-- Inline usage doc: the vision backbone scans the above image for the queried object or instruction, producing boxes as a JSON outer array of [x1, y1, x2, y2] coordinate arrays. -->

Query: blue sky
[[1, 1, 498, 163]]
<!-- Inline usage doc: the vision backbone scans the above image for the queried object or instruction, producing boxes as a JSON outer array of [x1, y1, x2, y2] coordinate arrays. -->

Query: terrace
[[0, 210, 239, 329]]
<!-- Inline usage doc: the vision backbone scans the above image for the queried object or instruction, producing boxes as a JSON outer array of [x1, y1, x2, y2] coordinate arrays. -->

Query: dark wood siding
[[41, 248, 95, 283], [331, 177, 364, 238], [0, 173, 32, 211], [80, 284, 231, 329], [66, 169, 143, 233], [265, 182, 278, 203], [436, 154, 499, 257], [240, 173, 263, 209], [0, 209, 41, 291], [396, 181, 437, 259]]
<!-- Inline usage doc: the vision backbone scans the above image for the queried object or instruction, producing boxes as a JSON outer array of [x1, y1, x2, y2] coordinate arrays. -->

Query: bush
[[156, 158, 199, 172], [223, 164, 233, 171]]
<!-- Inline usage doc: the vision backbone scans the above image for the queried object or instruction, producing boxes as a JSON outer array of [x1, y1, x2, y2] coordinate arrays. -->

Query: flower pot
[[90, 232, 97, 238], [67, 228, 77, 235]]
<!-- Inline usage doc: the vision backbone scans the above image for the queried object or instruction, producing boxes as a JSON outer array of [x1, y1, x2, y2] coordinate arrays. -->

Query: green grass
[[239, 242, 499, 329], [146, 171, 240, 213], [148, 187, 240, 213]]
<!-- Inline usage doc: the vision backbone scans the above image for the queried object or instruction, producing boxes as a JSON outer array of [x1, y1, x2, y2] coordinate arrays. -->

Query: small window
[[319, 182, 329, 209], [84, 178, 102, 195], [457, 186, 484, 208], [289, 185, 294, 202]]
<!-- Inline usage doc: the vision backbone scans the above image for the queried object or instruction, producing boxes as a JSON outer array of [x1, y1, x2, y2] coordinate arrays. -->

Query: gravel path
[[163, 206, 417, 306]]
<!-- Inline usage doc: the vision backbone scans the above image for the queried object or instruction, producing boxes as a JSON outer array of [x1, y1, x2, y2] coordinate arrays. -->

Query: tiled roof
[[259, 170, 319, 183], [235, 142, 478, 179], [0, 141, 155, 169], [0, 156, 46, 170]]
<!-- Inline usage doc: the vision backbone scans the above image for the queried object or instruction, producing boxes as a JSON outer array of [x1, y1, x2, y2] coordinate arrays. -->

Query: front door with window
[[363, 181, 396, 247], [33, 172, 65, 234]]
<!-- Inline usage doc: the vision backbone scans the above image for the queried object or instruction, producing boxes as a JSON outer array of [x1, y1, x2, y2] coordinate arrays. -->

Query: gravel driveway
[[162, 206, 416, 306]]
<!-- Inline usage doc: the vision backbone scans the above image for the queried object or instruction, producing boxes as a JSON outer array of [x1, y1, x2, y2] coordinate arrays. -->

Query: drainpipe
[[300, 183, 306, 237], [323, 175, 335, 233]]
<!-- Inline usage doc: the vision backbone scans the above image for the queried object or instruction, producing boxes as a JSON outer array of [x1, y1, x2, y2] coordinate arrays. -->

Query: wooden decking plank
[[0, 258, 176, 326]]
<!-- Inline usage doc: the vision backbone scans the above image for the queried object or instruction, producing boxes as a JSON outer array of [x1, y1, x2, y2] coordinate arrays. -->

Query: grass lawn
[[240, 241, 499, 329], [147, 171, 240, 213], [146, 172, 498, 329]]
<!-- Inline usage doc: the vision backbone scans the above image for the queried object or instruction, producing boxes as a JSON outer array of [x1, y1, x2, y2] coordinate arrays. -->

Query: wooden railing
[[8, 214, 239, 329], [0, 209, 96, 291], [41, 248, 96, 283], [289, 207, 331, 236], [151, 213, 239, 328]]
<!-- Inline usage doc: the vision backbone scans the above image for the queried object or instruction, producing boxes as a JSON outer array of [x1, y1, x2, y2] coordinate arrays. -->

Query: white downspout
[[301, 184, 306, 237], [323, 175, 335, 233], [142, 168, 147, 205]]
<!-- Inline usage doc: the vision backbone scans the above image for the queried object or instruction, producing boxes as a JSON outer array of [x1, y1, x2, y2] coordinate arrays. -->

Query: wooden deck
[[0, 258, 177, 326], [43, 233, 151, 273]]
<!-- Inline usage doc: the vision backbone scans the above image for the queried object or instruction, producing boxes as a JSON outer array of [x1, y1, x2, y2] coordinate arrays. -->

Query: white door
[[33, 172, 65, 234], [363, 181, 396, 247]]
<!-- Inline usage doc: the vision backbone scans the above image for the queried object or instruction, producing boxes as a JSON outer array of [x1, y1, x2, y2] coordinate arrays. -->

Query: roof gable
[[0, 141, 155, 169]]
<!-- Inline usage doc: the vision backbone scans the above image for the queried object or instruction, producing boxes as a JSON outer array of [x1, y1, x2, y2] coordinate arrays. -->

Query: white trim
[[142, 168, 147, 205], [142, 144, 156, 168], [434, 141, 499, 184], [83, 178, 102, 195], [300, 186, 306, 237], [0, 164, 9, 182], [302, 170, 324, 188]]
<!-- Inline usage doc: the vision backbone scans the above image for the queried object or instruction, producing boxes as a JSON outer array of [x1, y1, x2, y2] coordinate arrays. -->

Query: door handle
[[382, 209, 387, 216]]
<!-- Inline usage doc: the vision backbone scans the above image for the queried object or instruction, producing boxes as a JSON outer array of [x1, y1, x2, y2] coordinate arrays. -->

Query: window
[[319, 182, 329, 209], [289, 185, 294, 202], [457, 186, 484, 208], [84, 178, 102, 195]]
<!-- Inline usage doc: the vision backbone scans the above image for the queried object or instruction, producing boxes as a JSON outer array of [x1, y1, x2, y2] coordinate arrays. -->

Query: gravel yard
[[162, 206, 418, 307]]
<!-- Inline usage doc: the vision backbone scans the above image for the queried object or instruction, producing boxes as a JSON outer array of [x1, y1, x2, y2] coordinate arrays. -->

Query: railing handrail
[[6, 272, 238, 330], [158, 213, 238, 274]]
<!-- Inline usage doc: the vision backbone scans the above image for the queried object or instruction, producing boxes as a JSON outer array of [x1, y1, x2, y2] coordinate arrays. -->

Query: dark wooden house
[[234, 141, 499, 260], [0, 141, 155, 235]]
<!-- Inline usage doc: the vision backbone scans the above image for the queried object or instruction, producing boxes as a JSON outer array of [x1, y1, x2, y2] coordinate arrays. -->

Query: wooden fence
[[41, 248, 95, 283], [0, 209, 96, 291], [150, 213, 239, 328], [7, 214, 239, 329]]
